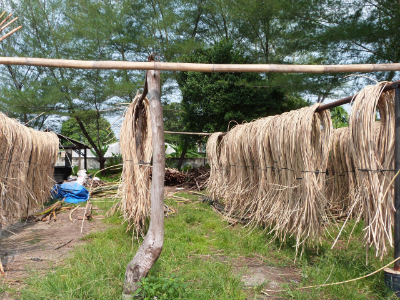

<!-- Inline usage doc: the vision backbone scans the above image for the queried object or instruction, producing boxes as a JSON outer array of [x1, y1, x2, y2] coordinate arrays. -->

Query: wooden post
[[394, 83, 400, 271], [84, 148, 87, 171], [78, 147, 82, 170], [122, 68, 165, 299]]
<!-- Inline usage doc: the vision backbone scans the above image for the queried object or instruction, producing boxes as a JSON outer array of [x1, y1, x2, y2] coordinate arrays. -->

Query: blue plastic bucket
[[384, 267, 400, 297]]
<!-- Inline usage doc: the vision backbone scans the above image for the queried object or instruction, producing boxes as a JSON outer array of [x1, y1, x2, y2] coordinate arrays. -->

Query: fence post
[[394, 83, 400, 271], [122, 63, 165, 299]]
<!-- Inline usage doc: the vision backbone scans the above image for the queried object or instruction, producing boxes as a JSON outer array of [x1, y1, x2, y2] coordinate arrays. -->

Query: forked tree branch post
[[122, 66, 165, 299]]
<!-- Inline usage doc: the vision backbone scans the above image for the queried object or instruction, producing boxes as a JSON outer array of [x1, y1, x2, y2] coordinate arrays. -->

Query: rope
[[262, 256, 400, 294]]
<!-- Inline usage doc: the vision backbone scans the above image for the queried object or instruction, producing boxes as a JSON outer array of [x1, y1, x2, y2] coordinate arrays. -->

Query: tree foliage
[[331, 106, 349, 129], [176, 42, 310, 133], [61, 116, 116, 148]]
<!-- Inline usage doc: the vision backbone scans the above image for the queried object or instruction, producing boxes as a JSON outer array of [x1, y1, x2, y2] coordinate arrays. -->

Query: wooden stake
[[0, 17, 19, 33], [0, 56, 399, 73], [122, 64, 165, 298]]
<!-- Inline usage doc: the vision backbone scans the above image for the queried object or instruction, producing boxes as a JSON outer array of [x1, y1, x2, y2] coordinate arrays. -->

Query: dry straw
[[0, 112, 58, 224], [349, 83, 395, 258], [326, 127, 358, 215], [120, 92, 152, 236], [207, 81, 396, 258], [328, 83, 395, 257], [207, 104, 332, 254]]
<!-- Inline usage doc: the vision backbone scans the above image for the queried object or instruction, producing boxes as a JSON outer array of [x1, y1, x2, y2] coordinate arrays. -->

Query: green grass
[[12, 195, 400, 299], [87, 169, 122, 182]]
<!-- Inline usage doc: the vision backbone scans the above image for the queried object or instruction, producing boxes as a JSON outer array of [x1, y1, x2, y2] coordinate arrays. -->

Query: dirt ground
[[0, 206, 108, 298]]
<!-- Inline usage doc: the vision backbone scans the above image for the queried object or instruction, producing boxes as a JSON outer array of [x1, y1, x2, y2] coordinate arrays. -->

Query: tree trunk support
[[122, 66, 165, 299], [394, 83, 400, 271]]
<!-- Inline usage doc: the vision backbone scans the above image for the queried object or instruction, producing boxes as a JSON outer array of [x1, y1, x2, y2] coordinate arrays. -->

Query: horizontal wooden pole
[[315, 80, 400, 112], [0, 57, 400, 73], [164, 131, 212, 136]]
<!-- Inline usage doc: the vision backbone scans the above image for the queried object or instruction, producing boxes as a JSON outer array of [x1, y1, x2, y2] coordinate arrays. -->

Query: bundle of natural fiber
[[0, 112, 58, 223], [326, 127, 358, 215], [207, 104, 332, 254], [120, 93, 152, 235], [348, 82, 395, 258], [206, 132, 225, 199]]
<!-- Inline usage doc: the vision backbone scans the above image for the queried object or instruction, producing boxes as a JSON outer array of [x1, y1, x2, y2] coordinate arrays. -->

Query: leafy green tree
[[176, 41, 310, 133], [331, 106, 348, 129], [61, 116, 117, 147], [173, 41, 309, 169], [163, 102, 184, 144], [0, 0, 142, 171]]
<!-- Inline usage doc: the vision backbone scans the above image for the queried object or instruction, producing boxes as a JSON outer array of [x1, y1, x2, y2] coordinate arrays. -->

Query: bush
[[133, 274, 188, 300], [106, 152, 122, 174], [182, 164, 192, 172]]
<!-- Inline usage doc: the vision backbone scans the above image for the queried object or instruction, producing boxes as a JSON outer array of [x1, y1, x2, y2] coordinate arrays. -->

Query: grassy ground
[[4, 192, 399, 299]]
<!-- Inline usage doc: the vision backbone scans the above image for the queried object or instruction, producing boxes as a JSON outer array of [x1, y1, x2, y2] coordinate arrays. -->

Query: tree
[[0, 0, 143, 172], [173, 41, 310, 169], [331, 106, 349, 129], [163, 102, 184, 144], [176, 41, 310, 134], [61, 116, 117, 148]]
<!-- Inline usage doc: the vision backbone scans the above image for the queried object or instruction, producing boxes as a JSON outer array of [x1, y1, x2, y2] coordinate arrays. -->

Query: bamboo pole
[[0, 56, 400, 73], [316, 80, 400, 112], [0, 26, 22, 43]]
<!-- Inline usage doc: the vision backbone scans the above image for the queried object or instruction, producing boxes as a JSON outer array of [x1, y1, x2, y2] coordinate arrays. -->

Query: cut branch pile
[[24, 200, 75, 222], [120, 92, 152, 235], [163, 168, 185, 186], [89, 184, 119, 199], [84, 178, 106, 189], [185, 166, 210, 190], [0, 112, 59, 224]]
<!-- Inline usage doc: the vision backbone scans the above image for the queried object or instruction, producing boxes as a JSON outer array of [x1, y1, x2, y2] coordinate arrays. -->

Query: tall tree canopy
[[176, 41, 310, 133], [61, 116, 117, 148], [0, 0, 399, 164]]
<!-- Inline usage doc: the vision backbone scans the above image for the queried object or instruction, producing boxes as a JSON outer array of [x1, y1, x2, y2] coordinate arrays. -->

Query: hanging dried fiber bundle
[[207, 104, 332, 253], [120, 93, 152, 236], [206, 132, 225, 200], [0, 112, 58, 223], [349, 82, 395, 258], [255, 105, 331, 253], [326, 127, 358, 215]]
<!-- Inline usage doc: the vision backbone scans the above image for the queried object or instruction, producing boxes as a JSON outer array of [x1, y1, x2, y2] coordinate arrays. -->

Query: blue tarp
[[51, 182, 90, 204]]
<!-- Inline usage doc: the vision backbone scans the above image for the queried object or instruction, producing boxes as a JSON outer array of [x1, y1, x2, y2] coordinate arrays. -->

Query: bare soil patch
[[193, 253, 300, 299], [0, 206, 110, 297]]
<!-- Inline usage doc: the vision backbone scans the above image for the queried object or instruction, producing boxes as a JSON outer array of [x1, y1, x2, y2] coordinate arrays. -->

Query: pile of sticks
[[163, 168, 186, 186], [185, 166, 210, 190]]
